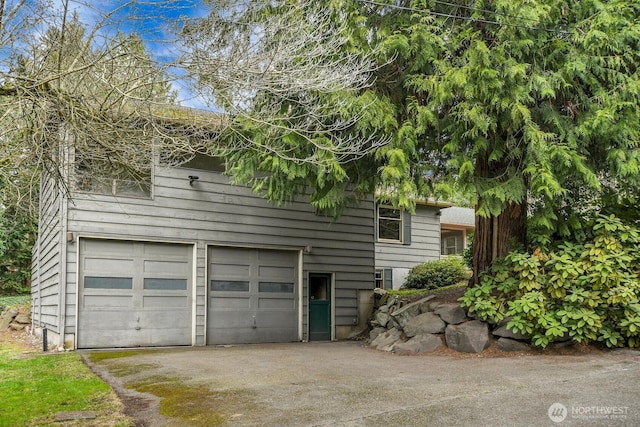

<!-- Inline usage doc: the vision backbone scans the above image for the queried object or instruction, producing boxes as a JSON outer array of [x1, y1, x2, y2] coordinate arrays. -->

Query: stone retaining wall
[[0, 306, 31, 332], [368, 289, 541, 355]]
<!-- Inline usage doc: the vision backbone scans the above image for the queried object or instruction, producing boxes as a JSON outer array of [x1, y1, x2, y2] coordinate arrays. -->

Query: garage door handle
[[252, 315, 257, 329]]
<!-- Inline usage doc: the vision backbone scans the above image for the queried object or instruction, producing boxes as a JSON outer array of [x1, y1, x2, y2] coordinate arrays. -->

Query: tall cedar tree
[[183, 1, 640, 279], [356, 0, 640, 280]]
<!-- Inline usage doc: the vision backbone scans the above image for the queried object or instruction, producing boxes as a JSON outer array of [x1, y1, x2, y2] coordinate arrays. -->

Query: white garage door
[[207, 247, 298, 344], [77, 239, 193, 349]]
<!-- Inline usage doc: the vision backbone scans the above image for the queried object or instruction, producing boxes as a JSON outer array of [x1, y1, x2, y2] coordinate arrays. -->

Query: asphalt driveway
[[83, 341, 640, 426]]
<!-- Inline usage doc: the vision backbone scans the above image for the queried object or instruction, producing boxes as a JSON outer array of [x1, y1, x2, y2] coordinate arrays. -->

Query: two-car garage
[[77, 239, 300, 348]]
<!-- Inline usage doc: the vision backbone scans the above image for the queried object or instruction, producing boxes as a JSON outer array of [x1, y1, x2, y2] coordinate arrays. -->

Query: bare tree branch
[[178, 0, 390, 164]]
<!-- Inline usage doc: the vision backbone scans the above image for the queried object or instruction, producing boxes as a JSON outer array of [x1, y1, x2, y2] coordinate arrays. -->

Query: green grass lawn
[[0, 297, 132, 426]]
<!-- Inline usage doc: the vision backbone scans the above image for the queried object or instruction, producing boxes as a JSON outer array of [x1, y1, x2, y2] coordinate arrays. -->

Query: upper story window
[[377, 205, 403, 243], [74, 143, 152, 198]]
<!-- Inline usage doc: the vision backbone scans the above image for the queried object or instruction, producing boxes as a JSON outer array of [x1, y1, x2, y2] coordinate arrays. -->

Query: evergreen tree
[[360, 0, 640, 279], [191, 1, 640, 279]]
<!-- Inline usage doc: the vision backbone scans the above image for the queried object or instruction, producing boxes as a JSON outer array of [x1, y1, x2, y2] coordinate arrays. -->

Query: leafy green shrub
[[460, 214, 640, 348], [404, 257, 470, 290], [0, 207, 35, 295]]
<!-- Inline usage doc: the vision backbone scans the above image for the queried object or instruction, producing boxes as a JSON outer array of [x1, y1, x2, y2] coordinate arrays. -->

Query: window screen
[[144, 278, 188, 290], [259, 282, 294, 293], [211, 280, 250, 292], [84, 277, 133, 289]]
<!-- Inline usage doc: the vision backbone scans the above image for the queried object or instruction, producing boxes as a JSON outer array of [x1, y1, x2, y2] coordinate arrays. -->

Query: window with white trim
[[441, 230, 464, 255], [377, 205, 403, 243]]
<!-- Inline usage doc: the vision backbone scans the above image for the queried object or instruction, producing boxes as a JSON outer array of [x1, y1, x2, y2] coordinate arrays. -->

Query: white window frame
[[444, 236, 458, 255], [377, 205, 403, 243], [375, 269, 383, 289]]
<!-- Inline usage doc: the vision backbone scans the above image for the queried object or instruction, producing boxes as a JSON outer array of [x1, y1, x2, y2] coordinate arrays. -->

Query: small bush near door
[[404, 257, 470, 290]]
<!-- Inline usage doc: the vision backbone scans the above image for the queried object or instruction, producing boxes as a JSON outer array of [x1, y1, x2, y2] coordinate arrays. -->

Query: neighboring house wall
[[440, 207, 475, 256], [33, 161, 375, 348], [374, 203, 442, 290]]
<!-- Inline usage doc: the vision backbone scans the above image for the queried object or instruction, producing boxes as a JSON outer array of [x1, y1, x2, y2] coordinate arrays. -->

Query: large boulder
[[14, 313, 31, 324], [375, 311, 391, 328], [421, 301, 441, 313], [492, 324, 529, 341], [370, 327, 403, 352], [497, 337, 531, 352], [369, 327, 387, 342], [389, 296, 436, 329], [393, 334, 442, 355], [404, 312, 446, 337], [0, 308, 18, 330], [417, 295, 437, 313], [434, 304, 467, 325], [445, 320, 491, 353]]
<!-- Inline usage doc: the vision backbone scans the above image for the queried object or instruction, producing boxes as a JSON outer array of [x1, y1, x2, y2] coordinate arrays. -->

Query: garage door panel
[[78, 330, 140, 348], [79, 311, 136, 330], [258, 265, 295, 278], [258, 297, 295, 309], [211, 297, 250, 309], [256, 311, 298, 327], [141, 312, 192, 329], [143, 295, 189, 308], [83, 295, 133, 308], [148, 329, 191, 346], [207, 247, 298, 345], [144, 260, 190, 275], [211, 263, 251, 277], [84, 258, 135, 273], [210, 311, 254, 328], [78, 240, 193, 349]]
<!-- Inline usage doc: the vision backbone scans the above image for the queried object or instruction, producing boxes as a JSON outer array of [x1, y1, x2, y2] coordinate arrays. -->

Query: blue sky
[[61, 0, 211, 108]]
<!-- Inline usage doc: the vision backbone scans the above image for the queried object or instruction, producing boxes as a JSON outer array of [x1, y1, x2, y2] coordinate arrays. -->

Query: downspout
[[35, 174, 44, 330], [58, 186, 68, 350], [57, 134, 70, 350]]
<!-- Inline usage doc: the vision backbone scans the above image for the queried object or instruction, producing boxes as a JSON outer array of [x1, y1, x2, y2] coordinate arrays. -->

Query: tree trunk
[[471, 202, 527, 283], [471, 153, 527, 284]]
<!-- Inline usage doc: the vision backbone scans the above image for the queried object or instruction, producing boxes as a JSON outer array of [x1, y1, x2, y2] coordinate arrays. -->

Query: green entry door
[[309, 273, 331, 341]]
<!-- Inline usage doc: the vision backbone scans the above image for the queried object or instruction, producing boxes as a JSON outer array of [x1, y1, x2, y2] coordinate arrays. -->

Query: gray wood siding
[[375, 204, 441, 270], [66, 166, 375, 344], [32, 172, 64, 332]]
